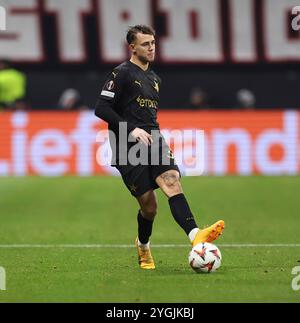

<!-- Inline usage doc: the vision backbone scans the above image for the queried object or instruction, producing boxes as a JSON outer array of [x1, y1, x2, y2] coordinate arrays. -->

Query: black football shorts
[[115, 132, 181, 197]]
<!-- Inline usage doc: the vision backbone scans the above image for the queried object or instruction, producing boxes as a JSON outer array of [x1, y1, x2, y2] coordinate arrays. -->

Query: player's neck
[[130, 57, 149, 71]]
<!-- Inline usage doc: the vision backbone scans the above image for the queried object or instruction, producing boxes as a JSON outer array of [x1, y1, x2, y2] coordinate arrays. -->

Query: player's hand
[[131, 128, 153, 146]]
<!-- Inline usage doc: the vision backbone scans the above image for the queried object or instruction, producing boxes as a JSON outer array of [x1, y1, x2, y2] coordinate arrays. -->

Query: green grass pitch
[[0, 176, 300, 303]]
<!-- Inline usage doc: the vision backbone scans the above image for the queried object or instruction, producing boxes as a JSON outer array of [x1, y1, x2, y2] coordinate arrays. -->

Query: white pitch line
[[0, 244, 300, 248]]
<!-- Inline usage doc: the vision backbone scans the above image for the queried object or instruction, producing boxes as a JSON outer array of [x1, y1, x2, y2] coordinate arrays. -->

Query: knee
[[159, 171, 182, 197], [141, 202, 157, 220]]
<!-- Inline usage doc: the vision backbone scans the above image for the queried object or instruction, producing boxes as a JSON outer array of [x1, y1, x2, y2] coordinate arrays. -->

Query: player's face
[[131, 33, 156, 64]]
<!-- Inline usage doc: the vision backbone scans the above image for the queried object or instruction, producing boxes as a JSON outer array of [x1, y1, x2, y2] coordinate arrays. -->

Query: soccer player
[[95, 25, 225, 270]]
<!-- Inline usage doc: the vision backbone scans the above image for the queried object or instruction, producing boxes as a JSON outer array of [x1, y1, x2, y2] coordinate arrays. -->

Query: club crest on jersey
[[106, 80, 115, 91], [134, 80, 142, 87], [153, 80, 159, 92]]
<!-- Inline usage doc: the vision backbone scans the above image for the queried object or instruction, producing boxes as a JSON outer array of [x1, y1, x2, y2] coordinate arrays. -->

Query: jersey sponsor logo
[[106, 80, 115, 91], [134, 80, 142, 87], [101, 90, 115, 98], [153, 80, 159, 93], [136, 96, 158, 109]]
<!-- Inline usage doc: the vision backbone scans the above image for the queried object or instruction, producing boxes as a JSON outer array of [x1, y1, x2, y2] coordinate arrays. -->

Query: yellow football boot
[[192, 220, 225, 247], [135, 238, 155, 270]]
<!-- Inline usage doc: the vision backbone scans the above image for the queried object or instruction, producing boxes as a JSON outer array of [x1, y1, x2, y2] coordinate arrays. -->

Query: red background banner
[[0, 111, 298, 176]]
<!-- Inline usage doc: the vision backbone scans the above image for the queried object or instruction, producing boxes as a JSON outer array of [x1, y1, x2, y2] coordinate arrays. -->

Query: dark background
[[22, 64, 300, 110]]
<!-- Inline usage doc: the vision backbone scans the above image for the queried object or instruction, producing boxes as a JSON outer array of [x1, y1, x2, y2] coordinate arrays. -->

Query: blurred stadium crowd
[[0, 57, 261, 111]]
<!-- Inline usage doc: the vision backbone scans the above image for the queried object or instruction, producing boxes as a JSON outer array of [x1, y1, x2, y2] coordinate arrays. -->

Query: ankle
[[138, 239, 150, 249], [188, 228, 199, 243]]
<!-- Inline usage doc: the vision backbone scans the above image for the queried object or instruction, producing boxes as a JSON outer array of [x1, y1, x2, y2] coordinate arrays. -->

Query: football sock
[[168, 193, 198, 237], [137, 210, 154, 245], [137, 240, 150, 249], [188, 228, 200, 242]]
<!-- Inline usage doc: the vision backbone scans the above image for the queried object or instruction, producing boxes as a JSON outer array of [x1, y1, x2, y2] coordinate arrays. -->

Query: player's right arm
[[95, 69, 152, 145]]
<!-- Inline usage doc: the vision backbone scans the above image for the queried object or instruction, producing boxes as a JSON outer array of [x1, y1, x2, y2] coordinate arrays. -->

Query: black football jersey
[[98, 60, 161, 133]]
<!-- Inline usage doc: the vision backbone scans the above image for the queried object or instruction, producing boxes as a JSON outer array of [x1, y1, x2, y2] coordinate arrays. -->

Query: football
[[188, 242, 222, 273]]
